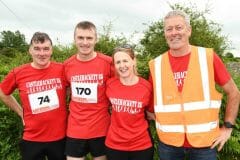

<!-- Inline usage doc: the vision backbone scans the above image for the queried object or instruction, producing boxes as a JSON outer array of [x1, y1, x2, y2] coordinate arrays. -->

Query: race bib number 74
[[28, 89, 59, 114]]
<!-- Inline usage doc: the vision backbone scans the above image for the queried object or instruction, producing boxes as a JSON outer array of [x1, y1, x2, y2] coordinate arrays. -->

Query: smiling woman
[[112, 45, 138, 84], [105, 45, 155, 160]]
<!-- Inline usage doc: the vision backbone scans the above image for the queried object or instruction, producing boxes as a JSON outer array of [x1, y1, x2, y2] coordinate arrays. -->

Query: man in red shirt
[[149, 10, 240, 160], [64, 21, 113, 160], [0, 32, 67, 160]]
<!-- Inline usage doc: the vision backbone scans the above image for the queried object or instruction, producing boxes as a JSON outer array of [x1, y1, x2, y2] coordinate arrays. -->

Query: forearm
[[222, 79, 240, 124], [224, 92, 240, 124], [0, 90, 23, 118], [146, 110, 156, 121]]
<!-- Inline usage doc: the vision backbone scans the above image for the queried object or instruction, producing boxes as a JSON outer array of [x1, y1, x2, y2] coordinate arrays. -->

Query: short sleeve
[[213, 53, 231, 86], [0, 70, 17, 95]]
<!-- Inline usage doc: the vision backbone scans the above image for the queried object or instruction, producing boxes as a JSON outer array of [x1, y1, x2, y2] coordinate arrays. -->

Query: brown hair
[[30, 32, 52, 45], [74, 21, 97, 37]]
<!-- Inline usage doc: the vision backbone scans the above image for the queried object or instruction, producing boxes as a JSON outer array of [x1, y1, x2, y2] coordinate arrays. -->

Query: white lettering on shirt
[[173, 71, 187, 87], [26, 78, 63, 94], [109, 98, 143, 114], [71, 74, 104, 85]]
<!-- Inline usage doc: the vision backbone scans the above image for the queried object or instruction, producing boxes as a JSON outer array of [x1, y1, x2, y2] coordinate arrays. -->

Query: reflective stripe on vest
[[154, 100, 221, 112], [156, 120, 218, 133]]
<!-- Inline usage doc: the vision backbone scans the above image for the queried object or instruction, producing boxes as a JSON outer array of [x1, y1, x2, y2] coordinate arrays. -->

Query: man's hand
[[211, 127, 232, 151]]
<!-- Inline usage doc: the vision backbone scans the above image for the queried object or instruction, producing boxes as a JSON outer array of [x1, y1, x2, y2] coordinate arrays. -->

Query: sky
[[1, 0, 240, 56]]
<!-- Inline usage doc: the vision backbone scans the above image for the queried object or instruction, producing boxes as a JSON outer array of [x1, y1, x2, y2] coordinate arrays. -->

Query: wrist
[[223, 121, 235, 129]]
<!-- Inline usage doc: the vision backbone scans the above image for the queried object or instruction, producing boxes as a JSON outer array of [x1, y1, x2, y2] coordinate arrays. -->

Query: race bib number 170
[[71, 82, 98, 103]]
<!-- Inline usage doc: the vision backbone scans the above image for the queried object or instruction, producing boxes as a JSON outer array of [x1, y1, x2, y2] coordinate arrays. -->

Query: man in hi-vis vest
[[149, 10, 240, 160]]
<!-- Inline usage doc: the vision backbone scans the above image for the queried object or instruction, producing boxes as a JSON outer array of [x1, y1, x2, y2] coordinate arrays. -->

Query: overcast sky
[[1, 0, 240, 56]]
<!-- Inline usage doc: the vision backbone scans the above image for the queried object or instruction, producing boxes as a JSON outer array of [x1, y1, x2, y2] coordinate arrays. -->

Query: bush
[[0, 101, 23, 160]]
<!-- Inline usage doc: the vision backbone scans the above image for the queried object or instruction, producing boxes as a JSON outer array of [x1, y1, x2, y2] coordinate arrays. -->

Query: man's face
[[29, 40, 52, 69], [74, 28, 97, 57], [164, 16, 191, 51]]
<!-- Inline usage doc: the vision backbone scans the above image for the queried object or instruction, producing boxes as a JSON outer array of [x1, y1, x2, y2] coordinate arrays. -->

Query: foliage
[[0, 47, 18, 58], [95, 21, 128, 56], [0, 30, 28, 53], [217, 69, 240, 160], [95, 34, 127, 56], [136, 53, 152, 79], [0, 94, 22, 160], [140, 20, 168, 58], [140, 3, 229, 58], [0, 50, 31, 76], [52, 44, 76, 62], [223, 52, 239, 62]]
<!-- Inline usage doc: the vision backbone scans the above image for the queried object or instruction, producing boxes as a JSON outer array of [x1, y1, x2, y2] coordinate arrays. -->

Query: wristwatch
[[224, 121, 235, 128]]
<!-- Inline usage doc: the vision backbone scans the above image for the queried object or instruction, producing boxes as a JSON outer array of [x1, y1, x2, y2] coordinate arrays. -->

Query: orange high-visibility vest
[[149, 45, 222, 147]]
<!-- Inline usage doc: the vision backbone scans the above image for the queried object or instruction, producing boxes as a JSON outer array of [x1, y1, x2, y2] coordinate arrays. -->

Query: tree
[[225, 52, 234, 58], [138, 2, 231, 81], [140, 3, 229, 58], [95, 21, 128, 56], [0, 30, 28, 53]]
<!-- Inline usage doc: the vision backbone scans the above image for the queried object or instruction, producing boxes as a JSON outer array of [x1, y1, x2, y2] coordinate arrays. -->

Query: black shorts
[[19, 138, 66, 160], [106, 146, 154, 160], [65, 136, 106, 158]]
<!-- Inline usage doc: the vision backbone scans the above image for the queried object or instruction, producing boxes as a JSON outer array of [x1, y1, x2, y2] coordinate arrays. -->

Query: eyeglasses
[[119, 44, 133, 49], [114, 44, 134, 52]]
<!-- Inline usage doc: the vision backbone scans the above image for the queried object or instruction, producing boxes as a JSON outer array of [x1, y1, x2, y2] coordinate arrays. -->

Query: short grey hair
[[164, 10, 191, 27]]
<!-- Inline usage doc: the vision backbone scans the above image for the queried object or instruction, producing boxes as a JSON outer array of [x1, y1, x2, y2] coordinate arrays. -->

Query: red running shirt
[[0, 62, 67, 142], [64, 52, 113, 138], [105, 77, 153, 151]]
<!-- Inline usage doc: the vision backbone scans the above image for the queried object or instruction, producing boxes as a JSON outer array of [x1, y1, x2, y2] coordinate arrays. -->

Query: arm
[[66, 86, 71, 103], [211, 78, 240, 151], [0, 89, 24, 123], [146, 111, 155, 121], [146, 77, 156, 121], [223, 78, 240, 124]]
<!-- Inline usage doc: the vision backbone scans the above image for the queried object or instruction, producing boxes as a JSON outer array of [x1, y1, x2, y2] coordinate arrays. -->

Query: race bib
[[28, 89, 59, 114], [71, 82, 98, 103]]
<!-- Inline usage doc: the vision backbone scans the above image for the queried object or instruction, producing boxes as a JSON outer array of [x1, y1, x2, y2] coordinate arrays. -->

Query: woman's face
[[113, 51, 136, 79]]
